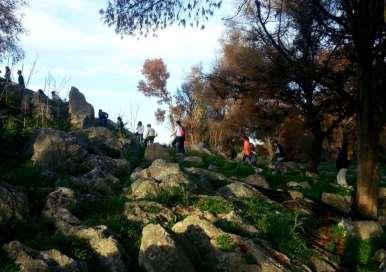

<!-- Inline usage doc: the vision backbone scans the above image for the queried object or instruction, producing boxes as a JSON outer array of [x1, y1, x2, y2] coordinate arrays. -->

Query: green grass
[[236, 197, 313, 261], [216, 234, 236, 252], [195, 197, 234, 214], [214, 219, 253, 238], [342, 234, 386, 270], [151, 186, 190, 207]]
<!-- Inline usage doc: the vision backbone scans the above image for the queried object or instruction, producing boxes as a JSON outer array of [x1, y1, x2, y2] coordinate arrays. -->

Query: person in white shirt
[[136, 121, 144, 143], [171, 120, 185, 154], [144, 124, 157, 146]]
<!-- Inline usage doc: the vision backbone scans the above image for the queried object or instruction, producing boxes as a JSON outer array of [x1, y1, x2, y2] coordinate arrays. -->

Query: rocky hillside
[[1, 84, 386, 272]]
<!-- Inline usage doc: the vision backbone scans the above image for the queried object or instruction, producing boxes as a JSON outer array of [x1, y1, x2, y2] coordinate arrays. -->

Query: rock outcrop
[[43, 188, 128, 272], [321, 193, 352, 214], [139, 224, 196, 272], [130, 159, 196, 199], [3, 241, 87, 272], [69, 87, 94, 129], [31, 129, 88, 174], [172, 215, 285, 272], [217, 182, 263, 199]]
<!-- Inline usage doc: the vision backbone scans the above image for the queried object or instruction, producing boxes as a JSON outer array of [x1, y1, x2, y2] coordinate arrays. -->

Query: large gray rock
[[124, 201, 176, 225], [130, 159, 195, 199], [31, 129, 88, 173], [352, 221, 384, 240], [43, 188, 128, 272], [139, 224, 196, 272], [69, 87, 94, 129], [217, 182, 262, 199], [77, 127, 130, 157], [244, 174, 270, 189], [321, 193, 352, 214], [0, 183, 29, 225], [3, 241, 87, 272], [131, 179, 160, 200], [172, 215, 285, 272]]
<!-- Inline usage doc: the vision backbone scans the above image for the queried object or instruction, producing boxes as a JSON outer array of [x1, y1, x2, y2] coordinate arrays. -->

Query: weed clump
[[195, 197, 233, 214], [216, 234, 236, 252]]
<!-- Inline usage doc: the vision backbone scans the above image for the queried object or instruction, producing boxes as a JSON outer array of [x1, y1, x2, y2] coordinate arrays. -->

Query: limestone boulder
[[321, 193, 352, 214], [131, 179, 161, 200], [43, 188, 128, 272], [139, 224, 196, 272], [68, 87, 94, 129], [0, 183, 29, 225], [352, 221, 384, 240], [3, 241, 87, 272], [124, 201, 176, 225], [31, 129, 87, 174], [172, 215, 285, 272], [217, 182, 262, 199], [82, 154, 130, 177], [184, 167, 228, 190], [244, 174, 270, 189]]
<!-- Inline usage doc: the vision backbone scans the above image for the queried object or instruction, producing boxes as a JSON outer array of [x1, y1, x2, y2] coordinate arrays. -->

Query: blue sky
[[13, 0, 234, 143]]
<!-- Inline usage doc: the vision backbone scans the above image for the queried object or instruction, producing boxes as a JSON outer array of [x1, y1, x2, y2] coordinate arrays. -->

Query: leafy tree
[[311, 0, 385, 218], [100, 0, 222, 36], [0, 0, 26, 63]]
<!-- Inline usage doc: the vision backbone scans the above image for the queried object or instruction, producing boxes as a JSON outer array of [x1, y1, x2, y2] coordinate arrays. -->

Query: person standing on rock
[[98, 109, 109, 126], [171, 120, 186, 154], [272, 139, 285, 165], [136, 121, 144, 143], [5, 66, 11, 82], [336, 143, 350, 187], [117, 117, 125, 133], [17, 70, 25, 88], [243, 136, 252, 163], [144, 124, 157, 146]]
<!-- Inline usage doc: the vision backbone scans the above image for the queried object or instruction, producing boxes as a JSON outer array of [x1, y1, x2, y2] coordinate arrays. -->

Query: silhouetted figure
[[171, 120, 185, 154], [336, 143, 350, 187], [5, 66, 11, 82], [17, 70, 25, 88], [136, 121, 144, 143], [51, 91, 61, 101], [273, 139, 285, 163], [144, 124, 157, 147], [117, 117, 125, 132], [98, 109, 109, 126]]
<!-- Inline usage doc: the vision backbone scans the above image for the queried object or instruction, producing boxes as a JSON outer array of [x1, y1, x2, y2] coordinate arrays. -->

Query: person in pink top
[[171, 120, 186, 154]]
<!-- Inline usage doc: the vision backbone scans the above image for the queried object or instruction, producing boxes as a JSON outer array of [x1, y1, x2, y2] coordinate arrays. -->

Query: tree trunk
[[356, 68, 379, 219], [309, 121, 324, 173]]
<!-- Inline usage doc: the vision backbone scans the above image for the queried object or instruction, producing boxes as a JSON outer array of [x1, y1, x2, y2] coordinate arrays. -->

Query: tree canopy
[[0, 0, 26, 63], [101, 0, 222, 36]]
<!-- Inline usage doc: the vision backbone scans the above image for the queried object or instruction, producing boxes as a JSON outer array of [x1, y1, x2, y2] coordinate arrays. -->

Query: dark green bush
[[195, 197, 233, 214]]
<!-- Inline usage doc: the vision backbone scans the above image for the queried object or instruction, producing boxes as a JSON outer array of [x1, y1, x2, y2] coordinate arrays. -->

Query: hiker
[[117, 117, 125, 132], [5, 67, 11, 82], [272, 139, 285, 164], [144, 124, 157, 146], [136, 121, 144, 143], [17, 70, 25, 88], [51, 91, 61, 101], [98, 109, 109, 126], [249, 142, 257, 167], [336, 143, 350, 187], [242, 136, 252, 163], [171, 120, 186, 154]]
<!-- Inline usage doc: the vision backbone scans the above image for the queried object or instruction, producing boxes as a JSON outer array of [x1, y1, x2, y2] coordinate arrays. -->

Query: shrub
[[216, 234, 236, 252], [195, 197, 233, 214]]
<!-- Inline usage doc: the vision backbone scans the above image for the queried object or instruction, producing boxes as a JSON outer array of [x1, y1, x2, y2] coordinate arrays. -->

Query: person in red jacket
[[243, 136, 252, 163]]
